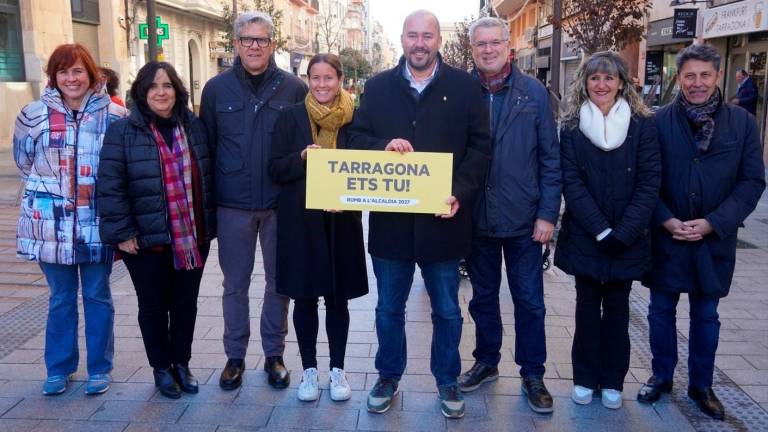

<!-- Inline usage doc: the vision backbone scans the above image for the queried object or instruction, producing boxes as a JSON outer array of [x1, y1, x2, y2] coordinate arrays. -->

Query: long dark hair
[[130, 61, 189, 122], [307, 53, 344, 78]]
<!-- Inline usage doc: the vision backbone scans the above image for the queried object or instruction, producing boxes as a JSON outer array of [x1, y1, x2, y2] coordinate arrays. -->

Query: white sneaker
[[601, 388, 622, 409], [329, 367, 352, 401], [571, 385, 594, 405], [297, 368, 319, 401]]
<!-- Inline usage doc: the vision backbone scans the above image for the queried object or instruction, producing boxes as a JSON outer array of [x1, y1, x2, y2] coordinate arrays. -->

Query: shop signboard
[[702, 0, 768, 39], [673, 9, 698, 38]]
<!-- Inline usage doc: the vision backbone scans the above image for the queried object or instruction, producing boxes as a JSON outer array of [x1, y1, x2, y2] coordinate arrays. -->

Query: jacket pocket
[[216, 101, 245, 135]]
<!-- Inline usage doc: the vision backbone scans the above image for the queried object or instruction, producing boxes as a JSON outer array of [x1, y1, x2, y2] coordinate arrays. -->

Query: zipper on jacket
[[71, 108, 83, 264]]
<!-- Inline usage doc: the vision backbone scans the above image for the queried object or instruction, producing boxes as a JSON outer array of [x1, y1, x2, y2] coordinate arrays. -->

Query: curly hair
[[561, 51, 650, 128]]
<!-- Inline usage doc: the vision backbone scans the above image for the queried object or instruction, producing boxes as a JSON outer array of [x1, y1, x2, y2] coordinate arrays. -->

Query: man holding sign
[[349, 9, 491, 419]]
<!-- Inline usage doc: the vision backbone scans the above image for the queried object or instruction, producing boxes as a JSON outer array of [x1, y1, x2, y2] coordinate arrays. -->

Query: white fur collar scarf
[[578, 98, 631, 151]]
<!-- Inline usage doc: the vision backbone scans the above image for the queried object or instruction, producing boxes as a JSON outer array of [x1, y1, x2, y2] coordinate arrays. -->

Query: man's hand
[[300, 144, 321, 160], [384, 139, 414, 154], [532, 219, 555, 244], [663, 217, 705, 242], [682, 219, 713, 240], [436, 196, 460, 218], [118, 238, 139, 255]]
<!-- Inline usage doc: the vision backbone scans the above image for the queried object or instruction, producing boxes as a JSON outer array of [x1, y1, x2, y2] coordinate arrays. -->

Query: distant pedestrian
[[98, 62, 216, 399], [13, 43, 127, 396], [101, 67, 125, 107], [556, 51, 660, 410], [269, 53, 368, 403], [199, 11, 307, 391], [459, 17, 560, 415], [349, 9, 491, 418], [639, 44, 765, 421], [731, 69, 758, 115]]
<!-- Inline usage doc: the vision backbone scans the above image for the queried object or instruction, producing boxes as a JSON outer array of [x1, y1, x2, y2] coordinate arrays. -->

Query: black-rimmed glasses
[[238, 37, 271, 48]]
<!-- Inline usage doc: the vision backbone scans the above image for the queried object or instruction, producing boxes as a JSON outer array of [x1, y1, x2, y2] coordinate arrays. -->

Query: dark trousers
[[648, 289, 720, 389], [571, 277, 631, 390], [123, 244, 210, 369], [293, 296, 349, 370], [467, 234, 547, 378]]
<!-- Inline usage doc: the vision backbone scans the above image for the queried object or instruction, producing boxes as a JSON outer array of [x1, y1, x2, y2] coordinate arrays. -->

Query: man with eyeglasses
[[458, 17, 561, 415], [199, 11, 307, 391]]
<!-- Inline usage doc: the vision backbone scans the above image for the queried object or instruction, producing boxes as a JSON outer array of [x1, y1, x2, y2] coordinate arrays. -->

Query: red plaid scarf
[[150, 123, 202, 270], [478, 61, 512, 94]]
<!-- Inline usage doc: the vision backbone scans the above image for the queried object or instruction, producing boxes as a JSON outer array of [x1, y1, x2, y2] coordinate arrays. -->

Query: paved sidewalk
[[0, 155, 766, 430]]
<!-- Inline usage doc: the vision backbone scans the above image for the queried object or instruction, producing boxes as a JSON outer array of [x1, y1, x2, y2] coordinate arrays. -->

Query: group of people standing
[[13, 7, 764, 422]]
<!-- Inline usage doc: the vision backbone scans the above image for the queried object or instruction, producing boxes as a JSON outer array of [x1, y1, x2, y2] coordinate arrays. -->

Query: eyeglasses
[[238, 36, 271, 48], [473, 40, 508, 50]]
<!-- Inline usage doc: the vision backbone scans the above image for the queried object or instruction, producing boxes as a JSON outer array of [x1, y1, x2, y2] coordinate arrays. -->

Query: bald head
[[402, 9, 440, 35], [401, 9, 442, 73]]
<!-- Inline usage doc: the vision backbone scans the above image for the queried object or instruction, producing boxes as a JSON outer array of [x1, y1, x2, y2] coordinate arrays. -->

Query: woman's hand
[[118, 238, 139, 255], [301, 144, 322, 160]]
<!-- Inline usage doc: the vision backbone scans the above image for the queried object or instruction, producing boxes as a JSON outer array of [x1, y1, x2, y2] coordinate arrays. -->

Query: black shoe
[[688, 386, 725, 421], [153, 368, 182, 399], [458, 362, 499, 392], [637, 375, 673, 403], [264, 356, 290, 389], [173, 363, 199, 394], [219, 358, 245, 391], [521, 376, 554, 414]]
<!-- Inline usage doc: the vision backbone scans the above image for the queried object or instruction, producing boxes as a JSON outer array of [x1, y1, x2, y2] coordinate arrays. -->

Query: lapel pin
[[443, 96, 447, 101]]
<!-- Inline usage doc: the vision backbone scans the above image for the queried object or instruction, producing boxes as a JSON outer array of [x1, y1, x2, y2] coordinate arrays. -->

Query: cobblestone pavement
[[0, 155, 765, 431]]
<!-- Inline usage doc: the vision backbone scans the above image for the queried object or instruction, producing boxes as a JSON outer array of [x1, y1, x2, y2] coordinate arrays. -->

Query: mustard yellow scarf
[[305, 89, 354, 149]]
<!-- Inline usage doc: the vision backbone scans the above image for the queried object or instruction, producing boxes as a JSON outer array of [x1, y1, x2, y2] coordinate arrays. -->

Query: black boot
[[219, 358, 245, 391], [173, 364, 199, 394], [637, 375, 673, 403], [153, 368, 181, 399], [264, 356, 290, 389], [688, 386, 725, 420]]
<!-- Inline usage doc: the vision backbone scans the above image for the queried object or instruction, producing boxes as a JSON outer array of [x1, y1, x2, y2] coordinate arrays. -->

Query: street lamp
[[669, 0, 712, 6]]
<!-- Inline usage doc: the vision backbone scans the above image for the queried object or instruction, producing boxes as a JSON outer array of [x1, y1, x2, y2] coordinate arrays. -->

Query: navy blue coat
[[268, 103, 369, 301], [555, 115, 661, 282], [473, 65, 561, 238], [199, 58, 307, 211], [735, 76, 758, 116], [348, 57, 491, 263], [642, 102, 765, 297]]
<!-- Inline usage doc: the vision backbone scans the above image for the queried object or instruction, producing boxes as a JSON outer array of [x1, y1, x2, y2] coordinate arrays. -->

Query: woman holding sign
[[555, 51, 660, 409], [269, 53, 368, 403]]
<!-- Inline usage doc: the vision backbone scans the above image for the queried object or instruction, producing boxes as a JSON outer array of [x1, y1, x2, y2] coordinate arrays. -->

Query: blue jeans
[[467, 234, 547, 378], [648, 289, 720, 389], [39, 262, 114, 376], [372, 256, 462, 387]]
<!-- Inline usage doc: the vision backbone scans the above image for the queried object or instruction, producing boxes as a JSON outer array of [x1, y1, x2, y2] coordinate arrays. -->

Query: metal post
[[233, 0, 237, 17], [551, 0, 562, 98], [147, 0, 158, 62]]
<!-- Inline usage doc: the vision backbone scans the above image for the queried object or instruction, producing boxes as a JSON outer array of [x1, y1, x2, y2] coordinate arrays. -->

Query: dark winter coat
[[472, 64, 561, 238], [555, 115, 661, 282], [98, 109, 216, 248], [268, 103, 368, 300], [642, 102, 765, 297], [347, 56, 491, 263], [199, 57, 307, 211], [735, 76, 758, 116]]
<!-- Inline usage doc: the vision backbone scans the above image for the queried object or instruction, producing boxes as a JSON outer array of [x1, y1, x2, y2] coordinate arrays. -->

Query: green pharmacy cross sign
[[139, 16, 170, 47]]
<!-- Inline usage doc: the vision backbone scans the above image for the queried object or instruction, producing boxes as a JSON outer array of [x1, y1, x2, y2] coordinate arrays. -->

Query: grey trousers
[[218, 207, 290, 359]]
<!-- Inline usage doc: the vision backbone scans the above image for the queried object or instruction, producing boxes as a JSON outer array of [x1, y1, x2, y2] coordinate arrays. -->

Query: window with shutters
[[0, 0, 24, 81]]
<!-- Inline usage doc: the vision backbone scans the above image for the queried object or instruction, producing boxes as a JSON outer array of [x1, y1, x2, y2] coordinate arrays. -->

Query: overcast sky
[[369, 0, 478, 55]]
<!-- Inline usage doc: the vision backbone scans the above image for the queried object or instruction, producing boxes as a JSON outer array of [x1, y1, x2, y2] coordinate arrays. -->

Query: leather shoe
[[173, 363, 199, 394], [637, 375, 673, 403], [521, 376, 553, 414], [219, 358, 245, 391], [264, 356, 290, 389], [153, 368, 181, 399], [688, 386, 725, 420]]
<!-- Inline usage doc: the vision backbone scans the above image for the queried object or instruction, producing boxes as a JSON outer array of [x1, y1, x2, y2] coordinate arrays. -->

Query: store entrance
[[749, 52, 766, 136]]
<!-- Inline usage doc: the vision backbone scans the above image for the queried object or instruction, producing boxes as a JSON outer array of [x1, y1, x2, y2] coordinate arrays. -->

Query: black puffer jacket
[[97, 109, 216, 248]]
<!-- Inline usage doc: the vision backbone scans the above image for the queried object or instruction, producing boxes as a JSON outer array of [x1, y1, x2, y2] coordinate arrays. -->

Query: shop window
[[0, 0, 24, 81]]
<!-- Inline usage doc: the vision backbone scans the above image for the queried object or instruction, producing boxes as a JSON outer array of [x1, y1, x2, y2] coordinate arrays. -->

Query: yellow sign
[[306, 149, 453, 214]]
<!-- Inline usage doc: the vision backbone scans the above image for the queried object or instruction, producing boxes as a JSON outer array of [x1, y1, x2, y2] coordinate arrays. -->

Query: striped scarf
[[150, 123, 202, 270]]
